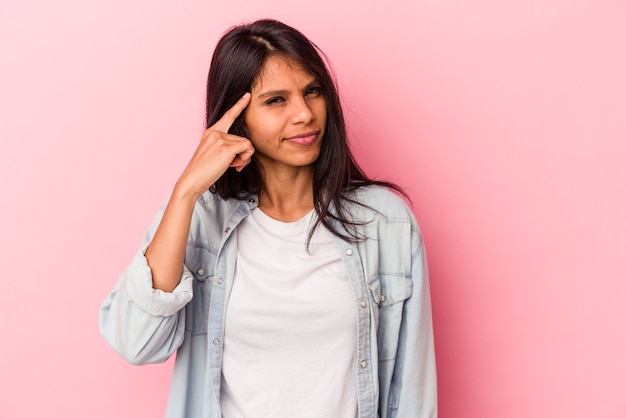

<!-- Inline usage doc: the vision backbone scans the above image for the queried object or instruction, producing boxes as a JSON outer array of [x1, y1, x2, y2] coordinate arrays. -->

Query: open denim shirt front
[[100, 185, 437, 418]]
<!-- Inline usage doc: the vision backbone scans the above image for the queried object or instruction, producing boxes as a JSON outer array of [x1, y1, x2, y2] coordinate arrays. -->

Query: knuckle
[[206, 130, 222, 141]]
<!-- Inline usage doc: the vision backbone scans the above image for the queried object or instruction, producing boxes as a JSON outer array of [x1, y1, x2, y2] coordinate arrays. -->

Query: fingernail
[[242, 92, 251, 100]]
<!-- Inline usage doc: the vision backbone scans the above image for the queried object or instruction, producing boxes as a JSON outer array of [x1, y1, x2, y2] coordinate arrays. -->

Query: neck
[[258, 165, 315, 222]]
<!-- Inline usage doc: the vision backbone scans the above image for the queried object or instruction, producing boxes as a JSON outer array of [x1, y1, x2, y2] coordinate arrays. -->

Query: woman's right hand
[[146, 93, 254, 292], [175, 92, 254, 199]]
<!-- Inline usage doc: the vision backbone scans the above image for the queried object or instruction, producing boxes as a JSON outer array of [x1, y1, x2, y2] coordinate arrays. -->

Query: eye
[[265, 96, 285, 105], [305, 86, 322, 97]]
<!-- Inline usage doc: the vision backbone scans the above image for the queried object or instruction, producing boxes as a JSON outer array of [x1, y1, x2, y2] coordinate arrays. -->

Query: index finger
[[212, 92, 252, 133]]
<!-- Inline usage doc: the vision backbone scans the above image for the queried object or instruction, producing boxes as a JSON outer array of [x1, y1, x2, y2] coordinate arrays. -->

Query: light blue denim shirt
[[100, 185, 437, 418]]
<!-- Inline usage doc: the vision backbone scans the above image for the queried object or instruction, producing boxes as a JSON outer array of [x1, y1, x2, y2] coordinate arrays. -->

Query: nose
[[290, 97, 315, 125]]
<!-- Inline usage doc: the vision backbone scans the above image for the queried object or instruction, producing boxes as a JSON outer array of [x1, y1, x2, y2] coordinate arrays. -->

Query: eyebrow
[[257, 80, 321, 99]]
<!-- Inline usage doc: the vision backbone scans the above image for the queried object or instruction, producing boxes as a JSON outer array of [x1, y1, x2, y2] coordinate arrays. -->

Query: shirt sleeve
[[99, 208, 194, 365], [393, 227, 438, 417]]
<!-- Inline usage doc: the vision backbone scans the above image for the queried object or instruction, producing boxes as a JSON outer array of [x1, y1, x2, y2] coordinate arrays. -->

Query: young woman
[[100, 19, 437, 418]]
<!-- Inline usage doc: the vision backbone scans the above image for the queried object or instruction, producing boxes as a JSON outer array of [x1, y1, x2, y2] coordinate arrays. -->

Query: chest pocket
[[184, 245, 217, 336], [369, 274, 413, 361], [369, 274, 413, 308]]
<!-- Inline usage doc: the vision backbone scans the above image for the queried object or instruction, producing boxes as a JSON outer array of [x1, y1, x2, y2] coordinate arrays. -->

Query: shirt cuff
[[123, 247, 194, 317]]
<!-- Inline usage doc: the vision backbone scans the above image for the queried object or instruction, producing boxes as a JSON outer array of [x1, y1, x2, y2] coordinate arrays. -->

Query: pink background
[[1, 0, 625, 417]]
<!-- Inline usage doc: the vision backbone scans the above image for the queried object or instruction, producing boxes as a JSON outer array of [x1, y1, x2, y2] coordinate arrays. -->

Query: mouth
[[284, 130, 320, 146]]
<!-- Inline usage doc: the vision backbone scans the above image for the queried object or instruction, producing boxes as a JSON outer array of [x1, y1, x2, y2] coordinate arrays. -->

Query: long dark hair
[[206, 19, 405, 243]]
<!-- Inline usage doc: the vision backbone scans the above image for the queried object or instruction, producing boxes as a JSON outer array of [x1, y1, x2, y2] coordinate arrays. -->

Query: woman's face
[[244, 55, 327, 174]]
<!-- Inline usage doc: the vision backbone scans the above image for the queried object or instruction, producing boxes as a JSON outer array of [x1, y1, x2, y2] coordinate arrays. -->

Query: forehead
[[252, 55, 316, 91]]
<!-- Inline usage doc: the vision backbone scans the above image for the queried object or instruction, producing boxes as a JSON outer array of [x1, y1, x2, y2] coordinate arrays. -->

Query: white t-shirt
[[220, 208, 358, 418]]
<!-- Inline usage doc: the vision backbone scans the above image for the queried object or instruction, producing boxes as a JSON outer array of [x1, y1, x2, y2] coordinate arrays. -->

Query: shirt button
[[248, 198, 256, 203], [345, 248, 353, 256], [380, 294, 386, 303], [224, 227, 231, 233], [360, 360, 367, 368], [360, 300, 367, 308], [213, 338, 220, 345], [197, 268, 205, 276], [217, 278, 224, 285]]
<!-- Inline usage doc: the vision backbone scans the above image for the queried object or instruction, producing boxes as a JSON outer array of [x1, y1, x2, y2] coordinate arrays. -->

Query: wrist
[[172, 180, 202, 203]]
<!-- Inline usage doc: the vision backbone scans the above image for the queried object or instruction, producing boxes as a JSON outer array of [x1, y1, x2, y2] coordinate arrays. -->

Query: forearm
[[146, 182, 199, 292], [99, 244, 193, 364]]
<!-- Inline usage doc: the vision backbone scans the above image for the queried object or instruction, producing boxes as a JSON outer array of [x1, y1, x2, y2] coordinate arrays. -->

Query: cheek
[[244, 112, 266, 141], [318, 102, 328, 126], [252, 112, 286, 138]]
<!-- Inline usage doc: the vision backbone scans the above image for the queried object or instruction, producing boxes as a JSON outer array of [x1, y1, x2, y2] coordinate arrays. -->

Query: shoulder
[[187, 191, 255, 242], [156, 191, 244, 227], [347, 185, 416, 223], [196, 190, 240, 207], [346, 185, 426, 258], [195, 190, 250, 214]]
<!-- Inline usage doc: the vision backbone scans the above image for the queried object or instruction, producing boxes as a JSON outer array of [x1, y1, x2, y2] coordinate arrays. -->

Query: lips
[[284, 130, 320, 146]]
